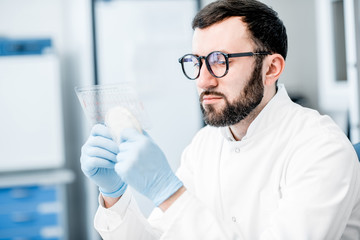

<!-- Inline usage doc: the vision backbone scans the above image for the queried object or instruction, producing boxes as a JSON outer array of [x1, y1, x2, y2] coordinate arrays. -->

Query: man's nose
[[196, 61, 219, 90]]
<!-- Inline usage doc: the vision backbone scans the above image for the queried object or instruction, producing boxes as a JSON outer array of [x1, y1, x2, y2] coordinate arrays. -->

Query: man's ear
[[264, 54, 285, 86]]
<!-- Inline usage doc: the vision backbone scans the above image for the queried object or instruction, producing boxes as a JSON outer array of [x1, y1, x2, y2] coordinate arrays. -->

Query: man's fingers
[[81, 157, 115, 176], [83, 145, 118, 163], [91, 124, 113, 140], [86, 135, 119, 155]]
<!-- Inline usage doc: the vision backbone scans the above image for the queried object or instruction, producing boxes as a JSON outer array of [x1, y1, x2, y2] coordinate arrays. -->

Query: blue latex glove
[[80, 124, 127, 198], [114, 128, 183, 206]]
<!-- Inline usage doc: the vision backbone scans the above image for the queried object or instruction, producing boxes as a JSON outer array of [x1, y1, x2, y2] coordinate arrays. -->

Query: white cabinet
[[0, 53, 65, 171]]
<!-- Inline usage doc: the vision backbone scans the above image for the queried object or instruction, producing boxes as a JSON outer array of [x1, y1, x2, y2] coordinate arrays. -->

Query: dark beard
[[200, 59, 264, 127]]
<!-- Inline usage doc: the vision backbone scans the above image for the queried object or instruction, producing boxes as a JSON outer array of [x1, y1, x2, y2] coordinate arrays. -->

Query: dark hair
[[192, 0, 288, 60]]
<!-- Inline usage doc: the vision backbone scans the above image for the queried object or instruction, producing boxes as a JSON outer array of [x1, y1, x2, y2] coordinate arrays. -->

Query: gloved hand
[[114, 128, 183, 206], [80, 124, 127, 198]]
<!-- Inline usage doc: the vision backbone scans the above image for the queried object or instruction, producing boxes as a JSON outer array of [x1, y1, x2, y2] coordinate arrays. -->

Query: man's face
[[193, 17, 265, 127]]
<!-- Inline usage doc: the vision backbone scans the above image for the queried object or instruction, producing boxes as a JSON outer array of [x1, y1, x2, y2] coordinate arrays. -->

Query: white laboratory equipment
[[0, 38, 65, 171], [0, 38, 73, 240]]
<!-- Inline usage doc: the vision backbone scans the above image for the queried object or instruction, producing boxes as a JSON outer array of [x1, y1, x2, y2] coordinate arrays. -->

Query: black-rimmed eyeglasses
[[178, 51, 271, 80]]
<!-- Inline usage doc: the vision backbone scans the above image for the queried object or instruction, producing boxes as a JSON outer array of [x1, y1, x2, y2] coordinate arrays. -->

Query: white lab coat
[[94, 85, 360, 239]]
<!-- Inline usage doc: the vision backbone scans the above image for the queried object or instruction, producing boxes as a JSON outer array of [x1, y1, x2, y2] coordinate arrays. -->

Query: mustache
[[199, 90, 226, 102]]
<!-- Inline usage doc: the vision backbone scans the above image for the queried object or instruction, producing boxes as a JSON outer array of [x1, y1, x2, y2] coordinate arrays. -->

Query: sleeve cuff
[[98, 187, 132, 219], [95, 188, 132, 232], [149, 190, 193, 231]]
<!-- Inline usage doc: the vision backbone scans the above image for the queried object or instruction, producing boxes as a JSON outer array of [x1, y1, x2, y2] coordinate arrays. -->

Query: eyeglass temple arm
[[228, 52, 271, 58]]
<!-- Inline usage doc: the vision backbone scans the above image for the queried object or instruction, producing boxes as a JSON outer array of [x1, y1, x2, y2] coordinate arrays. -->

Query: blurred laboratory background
[[0, 0, 359, 239]]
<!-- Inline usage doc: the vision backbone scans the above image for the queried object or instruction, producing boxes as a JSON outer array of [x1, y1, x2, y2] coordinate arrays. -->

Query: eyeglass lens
[[181, 52, 228, 80], [207, 52, 227, 77], [182, 55, 200, 80]]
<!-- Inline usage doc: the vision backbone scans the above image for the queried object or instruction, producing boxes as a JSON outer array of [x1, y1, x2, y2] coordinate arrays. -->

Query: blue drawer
[[0, 186, 57, 205], [0, 201, 59, 214], [0, 185, 63, 239], [0, 211, 58, 229], [0, 38, 52, 56], [0, 238, 59, 240], [0, 225, 61, 239]]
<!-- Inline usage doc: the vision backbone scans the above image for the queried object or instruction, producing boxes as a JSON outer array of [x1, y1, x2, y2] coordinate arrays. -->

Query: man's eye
[[211, 60, 225, 66]]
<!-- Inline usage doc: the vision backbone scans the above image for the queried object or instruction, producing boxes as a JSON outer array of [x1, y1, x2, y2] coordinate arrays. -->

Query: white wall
[[263, 0, 318, 110]]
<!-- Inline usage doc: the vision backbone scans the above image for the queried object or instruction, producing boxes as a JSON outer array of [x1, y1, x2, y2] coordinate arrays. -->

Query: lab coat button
[[232, 216, 237, 222], [235, 148, 240, 153]]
